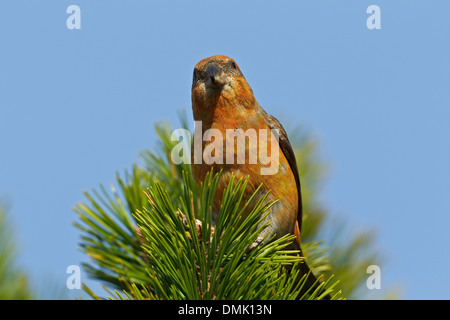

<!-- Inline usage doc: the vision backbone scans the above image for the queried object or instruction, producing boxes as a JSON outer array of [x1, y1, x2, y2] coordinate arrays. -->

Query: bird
[[190, 55, 326, 298]]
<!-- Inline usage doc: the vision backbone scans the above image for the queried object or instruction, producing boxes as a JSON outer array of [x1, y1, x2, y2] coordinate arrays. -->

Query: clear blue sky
[[1, 1, 449, 299]]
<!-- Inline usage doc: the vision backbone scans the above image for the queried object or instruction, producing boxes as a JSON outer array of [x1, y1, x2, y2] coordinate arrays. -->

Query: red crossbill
[[191, 55, 325, 297]]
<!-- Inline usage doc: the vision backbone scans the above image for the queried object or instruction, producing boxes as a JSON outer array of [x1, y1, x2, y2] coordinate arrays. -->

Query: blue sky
[[0, 1, 449, 299]]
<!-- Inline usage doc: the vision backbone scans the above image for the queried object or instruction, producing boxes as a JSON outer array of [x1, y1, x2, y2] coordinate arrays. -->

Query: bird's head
[[191, 55, 257, 120]]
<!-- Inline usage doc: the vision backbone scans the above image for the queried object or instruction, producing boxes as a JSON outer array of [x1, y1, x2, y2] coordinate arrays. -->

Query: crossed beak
[[206, 63, 223, 87]]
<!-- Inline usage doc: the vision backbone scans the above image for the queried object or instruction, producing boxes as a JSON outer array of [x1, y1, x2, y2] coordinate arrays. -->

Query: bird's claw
[[247, 236, 264, 253]]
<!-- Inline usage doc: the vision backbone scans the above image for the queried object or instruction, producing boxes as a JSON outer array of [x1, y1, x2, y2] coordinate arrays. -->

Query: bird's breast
[[191, 118, 298, 236]]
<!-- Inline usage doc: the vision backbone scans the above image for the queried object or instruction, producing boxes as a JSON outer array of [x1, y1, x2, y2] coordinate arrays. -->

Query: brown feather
[[261, 109, 303, 234]]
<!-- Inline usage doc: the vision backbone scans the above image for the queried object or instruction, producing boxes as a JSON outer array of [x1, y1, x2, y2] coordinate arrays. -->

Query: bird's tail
[[292, 222, 331, 299], [296, 253, 331, 299], [288, 232, 331, 299]]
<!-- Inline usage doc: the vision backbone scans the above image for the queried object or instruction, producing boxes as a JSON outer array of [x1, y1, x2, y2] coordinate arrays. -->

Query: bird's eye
[[193, 69, 199, 83], [231, 61, 237, 69]]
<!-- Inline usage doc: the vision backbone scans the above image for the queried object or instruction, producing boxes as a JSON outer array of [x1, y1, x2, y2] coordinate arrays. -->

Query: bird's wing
[[261, 109, 303, 233]]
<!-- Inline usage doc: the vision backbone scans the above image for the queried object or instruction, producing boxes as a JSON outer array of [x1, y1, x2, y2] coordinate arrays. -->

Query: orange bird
[[191, 55, 324, 296]]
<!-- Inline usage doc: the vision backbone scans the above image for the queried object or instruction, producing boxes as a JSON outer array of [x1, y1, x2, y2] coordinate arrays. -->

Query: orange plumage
[[191, 55, 324, 296]]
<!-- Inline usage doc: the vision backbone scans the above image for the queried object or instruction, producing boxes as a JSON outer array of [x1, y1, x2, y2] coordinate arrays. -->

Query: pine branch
[[74, 117, 341, 300], [0, 204, 34, 299]]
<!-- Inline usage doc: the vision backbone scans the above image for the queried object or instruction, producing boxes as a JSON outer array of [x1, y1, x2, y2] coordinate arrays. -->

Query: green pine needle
[[74, 117, 342, 300]]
